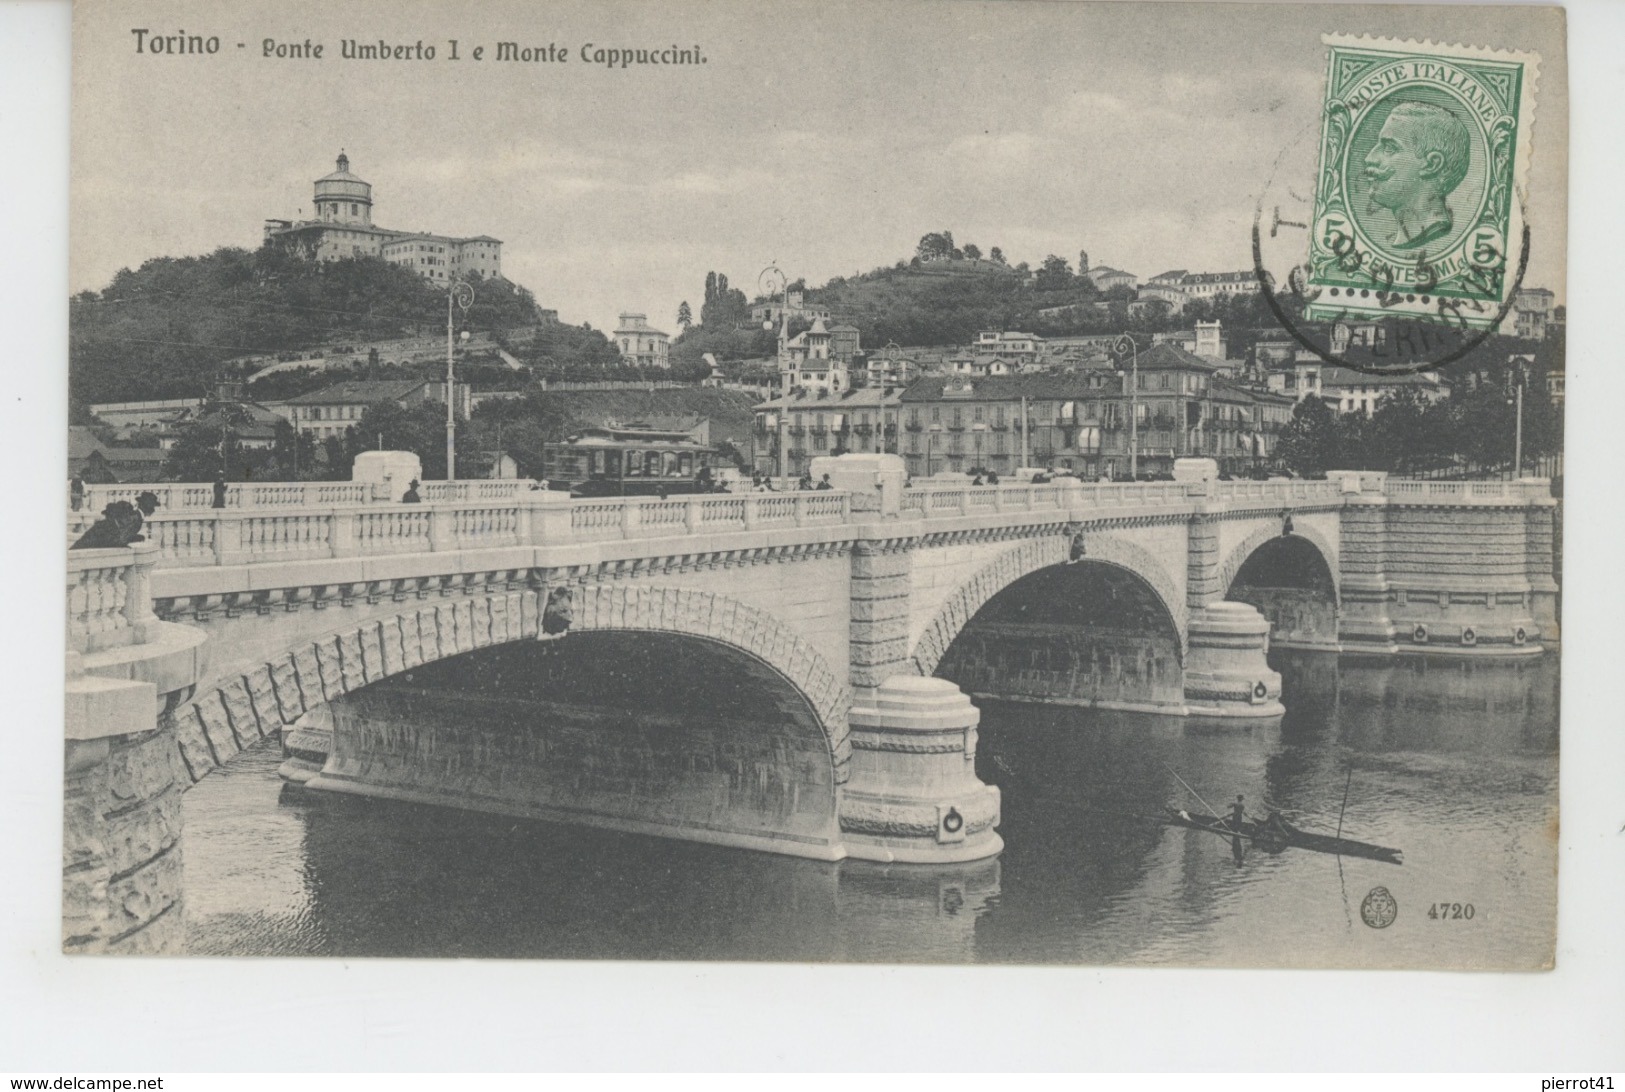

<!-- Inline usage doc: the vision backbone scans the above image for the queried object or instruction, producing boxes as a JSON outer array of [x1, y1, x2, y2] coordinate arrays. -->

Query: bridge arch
[[910, 532, 1188, 679], [1217, 523, 1340, 607], [165, 583, 851, 785]]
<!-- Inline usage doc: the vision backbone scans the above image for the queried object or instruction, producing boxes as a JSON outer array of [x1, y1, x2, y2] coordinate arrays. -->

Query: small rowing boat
[[1163, 807, 1403, 866]]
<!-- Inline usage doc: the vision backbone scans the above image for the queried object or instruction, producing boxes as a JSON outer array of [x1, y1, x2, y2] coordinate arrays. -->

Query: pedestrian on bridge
[[212, 477, 228, 509], [402, 479, 422, 503]]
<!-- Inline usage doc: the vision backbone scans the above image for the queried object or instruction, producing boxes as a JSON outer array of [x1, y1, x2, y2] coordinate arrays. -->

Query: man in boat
[[1227, 795, 1247, 834]]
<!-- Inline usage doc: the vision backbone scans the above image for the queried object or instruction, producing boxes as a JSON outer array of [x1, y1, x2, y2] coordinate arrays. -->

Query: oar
[[1335, 767, 1353, 842], [1166, 766, 1227, 826], [1335, 767, 1354, 928]]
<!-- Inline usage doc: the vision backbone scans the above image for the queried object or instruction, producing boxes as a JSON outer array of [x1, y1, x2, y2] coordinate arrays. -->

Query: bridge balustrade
[[66, 544, 159, 656], [70, 476, 1500, 574], [76, 478, 536, 514]]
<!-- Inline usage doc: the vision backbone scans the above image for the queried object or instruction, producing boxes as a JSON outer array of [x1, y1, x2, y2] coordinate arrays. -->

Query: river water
[[180, 650, 1558, 969]]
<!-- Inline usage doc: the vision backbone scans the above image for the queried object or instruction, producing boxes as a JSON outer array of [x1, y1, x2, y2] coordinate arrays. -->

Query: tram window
[[662, 452, 678, 477], [678, 454, 693, 477], [625, 451, 642, 476], [590, 451, 605, 475], [606, 451, 622, 477], [644, 451, 660, 477]]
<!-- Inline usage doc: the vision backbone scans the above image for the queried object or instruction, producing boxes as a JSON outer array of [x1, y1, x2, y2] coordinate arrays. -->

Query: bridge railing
[[84, 475, 1547, 572], [66, 543, 160, 656], [1380, 478, 1553, 504], [127, 491, 858, 568], [75, 478, 538, 514], [1211, 479, 1342, 503]]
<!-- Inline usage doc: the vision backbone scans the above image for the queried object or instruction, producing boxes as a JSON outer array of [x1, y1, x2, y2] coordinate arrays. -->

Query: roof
[[1318, 366, 1446, 389], [899, 373, 1124, 403], [563, 425, 708, 447], [285, 380, 429, 405], [68, 426, 108, 461], [755, 387, 901, 411], [1134, 343, 1224, 372], [613, 315, 670, 337], [828, 323, 860, 333], [102, 447, 169, 465], [1088, 266, 1134, 279], [1148, 269, 1188, 283]]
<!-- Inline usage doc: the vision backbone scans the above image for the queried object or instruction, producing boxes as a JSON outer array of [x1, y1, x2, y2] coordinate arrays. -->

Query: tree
[[161, 404, 260, 481], [989, 247, 1005, 264], [1034, 254, 1074, 291], [270, 419, 319, 480], [915, 231, 955, 262], [1276, 395, 1340, 478], [676, 301, 692, 328], [699, 271, 748, 328], [962, 244, 982, 260]]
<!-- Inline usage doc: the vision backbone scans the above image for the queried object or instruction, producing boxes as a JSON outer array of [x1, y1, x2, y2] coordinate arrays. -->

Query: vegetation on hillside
[[68, 246, 661, 411]]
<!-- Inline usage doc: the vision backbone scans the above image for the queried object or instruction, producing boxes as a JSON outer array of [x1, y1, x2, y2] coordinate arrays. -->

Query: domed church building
[[262, 152, 502, 284]]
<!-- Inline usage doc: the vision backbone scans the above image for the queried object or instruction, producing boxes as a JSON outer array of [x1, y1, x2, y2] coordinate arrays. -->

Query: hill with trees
[[667, 233, 1286, 361], [69, 245, 614, 410]]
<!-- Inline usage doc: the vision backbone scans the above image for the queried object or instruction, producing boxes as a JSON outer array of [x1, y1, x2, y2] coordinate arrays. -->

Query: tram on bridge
[[544, 425, 724, 497]]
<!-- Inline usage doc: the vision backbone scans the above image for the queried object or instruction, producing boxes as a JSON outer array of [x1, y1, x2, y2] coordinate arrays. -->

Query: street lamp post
[[760, 264, 791, 484], [1113, 334, 1140, 480], [882, 340, 902, 455], [446, 280, 474, 480], [1509, 366, 1525, 478]]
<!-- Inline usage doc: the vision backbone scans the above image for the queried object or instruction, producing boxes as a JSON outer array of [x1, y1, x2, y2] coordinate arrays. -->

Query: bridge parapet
[[76, 478, 534, 514], [64, 542, 207, 955]]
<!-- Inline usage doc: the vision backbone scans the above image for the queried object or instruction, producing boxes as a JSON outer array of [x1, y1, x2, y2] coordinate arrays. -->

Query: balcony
[[905, 422, 924, 432], [787, 426, 806, 436], [852, 424, 873, 436]]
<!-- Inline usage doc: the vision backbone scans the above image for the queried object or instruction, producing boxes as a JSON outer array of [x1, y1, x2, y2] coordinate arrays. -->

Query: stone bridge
[[63, 461, 1559, 951]]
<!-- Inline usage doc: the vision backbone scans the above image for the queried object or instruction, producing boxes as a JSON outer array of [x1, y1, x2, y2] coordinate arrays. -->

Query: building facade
[[1141, 269, 1260, 311], [283, 379, 470, 442], [263, 154, 503, 284], [750, 290, 832, 327], [896, 344, 1292, 480], [1087, 266, 1138, 291], [752, 387, 901, 478], [612, 313, 671, 368], [1509, 287, 1556, 340]]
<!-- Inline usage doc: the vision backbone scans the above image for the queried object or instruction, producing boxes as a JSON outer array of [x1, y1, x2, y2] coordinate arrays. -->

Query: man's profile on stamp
[[1361, 99, 1472, 250]]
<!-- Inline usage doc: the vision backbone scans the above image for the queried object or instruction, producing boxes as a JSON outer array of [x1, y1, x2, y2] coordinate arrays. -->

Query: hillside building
[[283, 379, 470, 442], [1087, 266, 1138, 291], [263, 153, 503, 284], [1508, 288, 1556, 341], [750, 290, 832, 327], [613, 313, 671, 368], [1142, 269, 1260, 311]]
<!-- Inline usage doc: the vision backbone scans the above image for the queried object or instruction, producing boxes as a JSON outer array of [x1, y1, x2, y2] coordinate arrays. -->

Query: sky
[[71, 0, 1566, 337]]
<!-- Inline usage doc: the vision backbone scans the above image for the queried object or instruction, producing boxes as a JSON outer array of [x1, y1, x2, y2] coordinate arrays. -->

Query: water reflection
[[182, 650, 1558, 968]]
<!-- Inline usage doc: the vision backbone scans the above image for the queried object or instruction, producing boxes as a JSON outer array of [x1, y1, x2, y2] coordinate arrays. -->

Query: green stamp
[[1304, 35, 1540, 330]]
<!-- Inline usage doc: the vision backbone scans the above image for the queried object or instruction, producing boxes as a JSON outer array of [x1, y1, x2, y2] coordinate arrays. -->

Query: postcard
[[65, 0, 1565, 971]]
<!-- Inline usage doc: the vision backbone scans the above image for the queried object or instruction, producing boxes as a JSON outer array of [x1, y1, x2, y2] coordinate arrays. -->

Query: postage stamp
[[1303, 35, 1541, 330]]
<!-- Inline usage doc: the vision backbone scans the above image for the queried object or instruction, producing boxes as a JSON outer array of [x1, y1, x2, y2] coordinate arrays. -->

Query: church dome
[[314, 152, 372, 206]]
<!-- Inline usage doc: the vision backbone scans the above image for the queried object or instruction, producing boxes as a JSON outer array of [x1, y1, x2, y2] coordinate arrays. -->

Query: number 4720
[[1428, 903, 1475, 920]]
